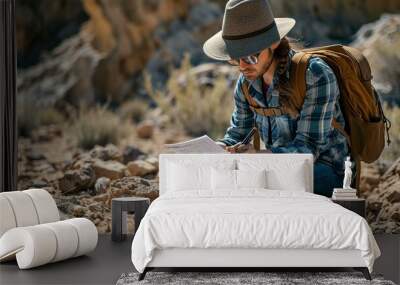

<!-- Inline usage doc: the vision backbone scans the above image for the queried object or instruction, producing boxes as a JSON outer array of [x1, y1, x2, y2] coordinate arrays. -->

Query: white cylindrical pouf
[[0, 226, 57, 269], [0, 196, 17, 237], [24, 189, 60, 223], [42, 221, 79, 262], [64, 218, 98, 257], [0, 192, 39, 227]]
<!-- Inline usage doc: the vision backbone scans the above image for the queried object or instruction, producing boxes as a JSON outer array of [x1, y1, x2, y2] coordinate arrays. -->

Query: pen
[[241, 127, 257, 145]]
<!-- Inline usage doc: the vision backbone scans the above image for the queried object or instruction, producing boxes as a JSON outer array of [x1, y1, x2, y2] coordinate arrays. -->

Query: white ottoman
[[0, 189, 98, 269]]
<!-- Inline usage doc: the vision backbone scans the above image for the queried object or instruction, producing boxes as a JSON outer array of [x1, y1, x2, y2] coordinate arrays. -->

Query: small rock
[[31, 128, 53, 142], [136, 120, 154, 139], [95, 177, 111, 194], [387, 191, 400, 204], [109, 176, 159, 201], [31, 179, 48, 188], [88, 202, 102, 212], [92, 159, 127, 180], [145, 156, 159, 170], [26, 150, 45, 161], [47, 125, 63, 137], [90, 144, 122, 162], [72, 205, 86, 217], [127, 160, 157, 177], [122, 145, 145, 164], [93, 193, 108, 203], [59, 164, 96, 194], [392, 212, 400, 222]]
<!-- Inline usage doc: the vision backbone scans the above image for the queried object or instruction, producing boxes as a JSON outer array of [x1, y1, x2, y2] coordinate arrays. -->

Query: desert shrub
[[144, 54, 234, 138], [37, 108, 65, 126], [118, 99, 150, 123], [17, 97, 40, 137], [70, 103, 126, 150], [17, 97, 65, 137]]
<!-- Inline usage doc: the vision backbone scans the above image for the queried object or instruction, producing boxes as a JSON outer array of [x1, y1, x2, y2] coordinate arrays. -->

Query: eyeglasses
[[228, 53, 260, 66]]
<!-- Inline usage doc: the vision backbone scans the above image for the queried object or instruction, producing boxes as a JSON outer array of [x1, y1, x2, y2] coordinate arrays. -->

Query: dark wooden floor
[[0, 234, 399, 285], [0, 235, 135, 285]]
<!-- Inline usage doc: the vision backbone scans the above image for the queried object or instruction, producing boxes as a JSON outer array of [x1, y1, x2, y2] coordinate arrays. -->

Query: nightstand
[[331, 198, 366, 218], [111, 197, 150, 241]]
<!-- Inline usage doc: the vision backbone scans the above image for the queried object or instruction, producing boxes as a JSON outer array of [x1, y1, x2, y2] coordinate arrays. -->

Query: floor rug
[[116, 271, 395, 285]]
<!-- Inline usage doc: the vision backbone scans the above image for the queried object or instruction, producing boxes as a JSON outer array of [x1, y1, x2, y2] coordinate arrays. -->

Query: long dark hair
[[274, 36, 303, 82], [274, 36, 304, 118]]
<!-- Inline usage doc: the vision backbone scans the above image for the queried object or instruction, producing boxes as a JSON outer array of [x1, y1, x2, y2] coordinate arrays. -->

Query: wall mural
[[16, 0, 400, 234]]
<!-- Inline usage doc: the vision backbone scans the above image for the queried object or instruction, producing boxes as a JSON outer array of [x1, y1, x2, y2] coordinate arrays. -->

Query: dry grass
[[144, 54, 234, 138], [17, 98, 65, 137], [380, 103, 400, 162], [69, 103, 127, 150], [118, 99, 150, 123]]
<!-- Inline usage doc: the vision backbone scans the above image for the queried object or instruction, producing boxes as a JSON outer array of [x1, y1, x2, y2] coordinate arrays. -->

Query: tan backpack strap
[[240, 81, 261, 151], [240, 81, 258, 108], [331, 119, 351, 148], [241, 80, 290, 117], [249, 106, 290, 117], [289, 51, 313, 110]]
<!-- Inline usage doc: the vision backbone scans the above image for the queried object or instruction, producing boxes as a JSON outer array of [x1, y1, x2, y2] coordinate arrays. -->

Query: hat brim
[[203, 18, 296, 61]]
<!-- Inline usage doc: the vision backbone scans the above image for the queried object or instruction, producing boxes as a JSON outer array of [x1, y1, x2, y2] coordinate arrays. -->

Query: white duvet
[[131, 190, 380, 273]]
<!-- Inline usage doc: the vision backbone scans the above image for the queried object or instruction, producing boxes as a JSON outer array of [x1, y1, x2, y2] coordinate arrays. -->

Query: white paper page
[[163, 135, 228, 153]]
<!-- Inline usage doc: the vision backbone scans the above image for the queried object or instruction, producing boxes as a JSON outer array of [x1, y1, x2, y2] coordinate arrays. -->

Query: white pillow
[[236, 169, 267, 189], [211, 168, 236, 190], [167, 160, 235, 192], [167, 162, 210, 191], [211, 168, 267, 191], [266, 167, 307, 191], [237, 158, 309, 192]]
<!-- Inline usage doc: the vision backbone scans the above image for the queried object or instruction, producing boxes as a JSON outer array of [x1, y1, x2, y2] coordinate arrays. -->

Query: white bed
[[131, 154, 380, 280]]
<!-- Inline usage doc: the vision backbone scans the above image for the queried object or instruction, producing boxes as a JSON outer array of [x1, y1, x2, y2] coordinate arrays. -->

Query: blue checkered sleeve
[[217, 75, 254, 146], [270, 58, 339, 160]]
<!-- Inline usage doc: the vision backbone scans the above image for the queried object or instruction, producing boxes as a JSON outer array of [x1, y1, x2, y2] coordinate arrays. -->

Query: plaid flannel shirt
[[218, 49, 349, 174]]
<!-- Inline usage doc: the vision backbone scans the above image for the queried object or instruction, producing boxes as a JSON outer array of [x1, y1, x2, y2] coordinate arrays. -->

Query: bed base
[[138, 267, 371, 281], [138, 248, 372, 281]]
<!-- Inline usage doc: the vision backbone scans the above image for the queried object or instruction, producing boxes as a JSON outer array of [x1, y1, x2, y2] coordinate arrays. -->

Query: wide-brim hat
[[203, 0, 296, 60]]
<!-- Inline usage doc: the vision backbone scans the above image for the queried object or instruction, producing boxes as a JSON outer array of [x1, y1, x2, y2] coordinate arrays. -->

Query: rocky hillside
[[15, 1, 400, 234], [17, 0, 222, 108], [360, 159, 400, 234], [16, 1, 400, 110], [351, 14, 400, 104], [269, 0, 400, 45]]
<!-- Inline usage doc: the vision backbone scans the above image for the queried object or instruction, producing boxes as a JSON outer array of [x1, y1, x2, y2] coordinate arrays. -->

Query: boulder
[[92, 159, 127, 180], [109, 176, 159, 201], [122, 145, 145, 164], [90, 144, 122, 162], [351, 14, 400, 104], [365, 157, 400, 233], [136, 120, 154, 139], [59, 164, 96, 194], [127, 160, 158, 177]]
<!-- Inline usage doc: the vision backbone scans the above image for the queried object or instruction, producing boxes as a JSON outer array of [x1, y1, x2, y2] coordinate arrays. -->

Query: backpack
[[241, 44, 391, 188]]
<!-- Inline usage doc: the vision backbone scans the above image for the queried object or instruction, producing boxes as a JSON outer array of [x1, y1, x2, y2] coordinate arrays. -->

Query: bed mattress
[[131, 190, 380, 273]]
